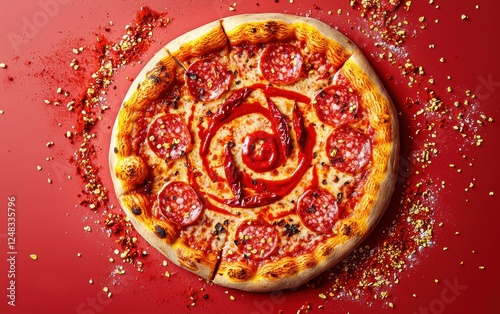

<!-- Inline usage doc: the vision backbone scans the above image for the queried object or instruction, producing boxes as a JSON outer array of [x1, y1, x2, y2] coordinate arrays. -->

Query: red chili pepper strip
[[224, 142, 243, 201], [293, 102, 306, 152], [267, 97, 291, 159], [200, 87, 251, 156], [225, 192, 279, 208]]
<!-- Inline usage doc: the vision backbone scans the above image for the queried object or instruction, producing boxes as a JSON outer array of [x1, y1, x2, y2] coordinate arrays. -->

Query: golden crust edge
[[222, 13, 356, 66], [117, 195, 217, 280], [213, 235, 361, 292], [344, 50, 399, 231]]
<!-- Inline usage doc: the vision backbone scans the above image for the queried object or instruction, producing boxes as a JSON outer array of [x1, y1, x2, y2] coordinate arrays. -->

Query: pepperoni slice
[[158, 181, 203, 226], [260, 43, 303, 85], [326, 127, 371, 174], [313, 85, 360, 126], [297, 188, 339, 234], [235, 220, 279, 260], [147, 114, 192, 161], [185, 58, 232, 101]]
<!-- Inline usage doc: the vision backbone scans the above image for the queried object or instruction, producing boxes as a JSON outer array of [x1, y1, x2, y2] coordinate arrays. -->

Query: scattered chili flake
[[35, 2, 494, 311], [349, 0, 407, 45], [41, 7, 170, 272]]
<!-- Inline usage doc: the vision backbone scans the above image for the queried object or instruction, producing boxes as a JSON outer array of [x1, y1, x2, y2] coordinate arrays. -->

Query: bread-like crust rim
[[109, 13, 399, 293]]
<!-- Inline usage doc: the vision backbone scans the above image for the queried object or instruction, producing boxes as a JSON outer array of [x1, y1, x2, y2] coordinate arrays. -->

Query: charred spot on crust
[[263, 21, 280, 35], [341, 223, 351, 236], [227, 267, 249, 280], [155, 225, 167, 238], [265, 261, 298, 278], [117, 156, 148, 184], [113, 147, 118, 154], [178, 255, 199, 271], [126, 165, 136, 176], [131, 206, 142, 215], [305, 259, 317, 268], [149, 65, 172, 86], [320, 245, 333, 257], [149, 75, 162, 84]]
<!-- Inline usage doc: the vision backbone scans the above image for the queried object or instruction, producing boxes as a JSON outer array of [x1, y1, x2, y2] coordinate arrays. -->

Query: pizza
[[109, 13, 399, 292]]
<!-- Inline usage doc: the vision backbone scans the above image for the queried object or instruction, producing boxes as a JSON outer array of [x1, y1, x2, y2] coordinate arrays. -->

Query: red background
[[1, 0, 499, 313]]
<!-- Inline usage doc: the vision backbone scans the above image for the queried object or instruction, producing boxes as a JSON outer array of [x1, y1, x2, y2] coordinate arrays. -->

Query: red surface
[[1, 1, 499, 313]]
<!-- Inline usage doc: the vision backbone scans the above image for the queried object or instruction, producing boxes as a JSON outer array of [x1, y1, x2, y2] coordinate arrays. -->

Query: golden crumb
[[30, 254, 38, 261]]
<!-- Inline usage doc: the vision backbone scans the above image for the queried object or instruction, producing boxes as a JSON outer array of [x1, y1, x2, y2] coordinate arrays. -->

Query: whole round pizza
[[109, 13, 399, 292]]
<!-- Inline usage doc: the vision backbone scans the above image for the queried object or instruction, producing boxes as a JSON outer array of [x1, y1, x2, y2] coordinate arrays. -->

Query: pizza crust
[[340, 51, 399, 230], [222, 13, 356, 69], [109, 13, 399, 292]]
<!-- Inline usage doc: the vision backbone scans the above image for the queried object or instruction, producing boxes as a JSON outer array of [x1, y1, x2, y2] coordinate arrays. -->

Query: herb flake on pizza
[[109, 13, 399, 292]]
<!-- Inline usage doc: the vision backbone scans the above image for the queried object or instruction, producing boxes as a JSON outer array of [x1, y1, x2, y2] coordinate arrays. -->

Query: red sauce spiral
[[199, 84, 314, 208]]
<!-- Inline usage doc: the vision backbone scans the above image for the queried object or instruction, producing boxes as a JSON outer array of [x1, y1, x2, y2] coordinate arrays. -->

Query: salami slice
[[158, 181, 204, 226], [186, 58, 232, 102], [260, 43, 303, 85], [297, 188, 339, 234], [235, 219, 279, 260], [313, 85, 360, 126], [147, 114, 192, 161], [326, 126, 371, 174]]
